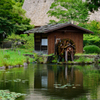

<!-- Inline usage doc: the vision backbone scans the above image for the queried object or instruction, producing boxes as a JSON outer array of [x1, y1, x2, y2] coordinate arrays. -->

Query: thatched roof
[[24, 23, 94, 34]]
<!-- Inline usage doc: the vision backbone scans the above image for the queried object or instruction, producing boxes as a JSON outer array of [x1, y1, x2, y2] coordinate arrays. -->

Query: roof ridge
[[24, 23, 93, 34]]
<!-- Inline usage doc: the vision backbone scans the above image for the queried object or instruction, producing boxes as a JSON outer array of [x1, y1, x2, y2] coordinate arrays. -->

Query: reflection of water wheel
[[57, 39, 76, 61]]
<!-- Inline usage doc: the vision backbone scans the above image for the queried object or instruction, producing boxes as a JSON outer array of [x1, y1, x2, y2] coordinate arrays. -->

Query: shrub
[[20, 34, 34, 49], [52, 55, 58, 63], [3, 54, 10, 59], [4, 33, 34, 50], [33, 53, 44, 63], [83, 45, 100, 54]]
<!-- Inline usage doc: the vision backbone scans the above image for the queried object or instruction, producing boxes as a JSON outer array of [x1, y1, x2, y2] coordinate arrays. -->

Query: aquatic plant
[[0, 90, 26, 100]]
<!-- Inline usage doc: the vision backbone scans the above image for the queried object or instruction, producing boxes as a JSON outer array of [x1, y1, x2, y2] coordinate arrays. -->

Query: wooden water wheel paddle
[[57, 39, 76, 61]]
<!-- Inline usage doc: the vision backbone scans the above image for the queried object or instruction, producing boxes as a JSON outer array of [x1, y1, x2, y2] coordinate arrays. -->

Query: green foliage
[[7, 32, 21, 41], [83, 40, 100, 48], [33, 53, 45, 64], [48, 0, 100, 23], [20, 34, 34, 49], [83, 34, 100, 47], [74, 56, 94, 63], [4, 32, 34, 50], [86, 0, 100, 12], [78, 21, 100, 47], [52, 55, 58, 63], [79, 21, 100, 35], [5, 32, 22, 50], [33, 53, 39, 62], [14, 0, 24, 6], [83, 45, 100, 54], [3, 53, 10, 59], [83, 34, 100, 41], [0, 90, 25, 100], [0, 0, 33, 36], [98, 59, 100, 63], [47, 0, 89, 23], [0, 49, 34, 67]]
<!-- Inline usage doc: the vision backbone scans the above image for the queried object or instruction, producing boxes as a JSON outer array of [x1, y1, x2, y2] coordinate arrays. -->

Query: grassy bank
[[0, 48, 99, 67], [0, 49, 34, 67], [51, 53, 99, 64]]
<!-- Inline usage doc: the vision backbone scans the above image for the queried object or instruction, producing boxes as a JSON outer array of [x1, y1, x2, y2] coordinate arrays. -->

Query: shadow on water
[[0, 64, 100, 100]]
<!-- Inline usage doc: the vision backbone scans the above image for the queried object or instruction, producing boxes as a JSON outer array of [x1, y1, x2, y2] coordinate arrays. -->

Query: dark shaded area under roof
[[24, 23, 94, 34]]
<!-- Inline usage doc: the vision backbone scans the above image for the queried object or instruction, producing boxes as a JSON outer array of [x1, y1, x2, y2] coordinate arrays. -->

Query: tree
[[14, 0, 24, 6], [78, 21, 100, 47], [47, 0, 89, 23], [0, 0, 33, 36], [78, 21, 100, 35], [86, 0, 100, 12], [4, 32, 34, 50]]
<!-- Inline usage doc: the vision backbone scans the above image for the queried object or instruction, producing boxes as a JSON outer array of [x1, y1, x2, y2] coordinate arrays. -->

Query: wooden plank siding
[[48, 30, 83, 54]]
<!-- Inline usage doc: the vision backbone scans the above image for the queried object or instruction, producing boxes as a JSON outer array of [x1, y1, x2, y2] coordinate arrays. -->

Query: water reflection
[[34, 65, 84, 89], [34, 65, 86, 100], [0, 64, 100, 100]]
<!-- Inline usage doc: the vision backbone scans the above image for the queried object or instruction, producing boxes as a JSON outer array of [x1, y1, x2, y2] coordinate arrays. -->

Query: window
[[41, 39, 48, 46]]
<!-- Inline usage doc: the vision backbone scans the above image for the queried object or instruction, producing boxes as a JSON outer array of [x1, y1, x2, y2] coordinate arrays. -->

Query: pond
[[0, 64, 100, 100]]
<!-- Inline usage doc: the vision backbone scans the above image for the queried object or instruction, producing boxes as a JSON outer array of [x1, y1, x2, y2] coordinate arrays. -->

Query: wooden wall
[[48, 31, 83, 54], [34, 26, 84, 54]]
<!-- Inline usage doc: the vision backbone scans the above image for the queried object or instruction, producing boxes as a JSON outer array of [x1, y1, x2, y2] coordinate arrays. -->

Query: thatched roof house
[[24, 23, 93, 54]]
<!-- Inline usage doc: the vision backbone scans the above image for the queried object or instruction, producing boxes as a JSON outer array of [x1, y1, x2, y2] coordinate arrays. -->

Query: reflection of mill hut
[[24, 23, 93, 56], [33, 65, 87, 100]]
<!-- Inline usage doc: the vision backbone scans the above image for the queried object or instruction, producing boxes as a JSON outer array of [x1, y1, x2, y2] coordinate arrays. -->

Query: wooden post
[[65, 50, 68, 62], [54, 35, 56, 55], [71, 51, 74, 61], [40, 34, 42, 51]]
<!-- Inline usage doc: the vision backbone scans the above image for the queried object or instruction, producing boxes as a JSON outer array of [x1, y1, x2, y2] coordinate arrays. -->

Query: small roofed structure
[[24, 23, 93, 61]]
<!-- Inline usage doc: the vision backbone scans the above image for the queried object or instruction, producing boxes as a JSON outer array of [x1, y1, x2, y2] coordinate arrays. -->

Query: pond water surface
[[0, 64, 100, 100]]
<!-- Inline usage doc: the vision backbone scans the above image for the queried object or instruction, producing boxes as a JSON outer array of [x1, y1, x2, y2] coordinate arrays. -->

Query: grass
[[0, 48, 98, 67], [0, 48, 34, 67], [75, 53, 97, 56], [5, 48, 34, 55], [74, 56, 94, 63]]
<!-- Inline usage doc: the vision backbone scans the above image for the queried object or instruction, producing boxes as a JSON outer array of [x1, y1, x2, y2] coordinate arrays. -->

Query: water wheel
[[57, 39, 76, 61]]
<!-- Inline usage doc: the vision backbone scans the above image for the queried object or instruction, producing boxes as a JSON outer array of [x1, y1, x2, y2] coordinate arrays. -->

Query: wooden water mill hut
[[24, 23, 93, 61]]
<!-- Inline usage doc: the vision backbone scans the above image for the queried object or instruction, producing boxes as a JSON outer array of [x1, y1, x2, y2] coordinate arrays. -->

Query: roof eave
[[44, 23, 94, 34], [24, 23, 94, 34]]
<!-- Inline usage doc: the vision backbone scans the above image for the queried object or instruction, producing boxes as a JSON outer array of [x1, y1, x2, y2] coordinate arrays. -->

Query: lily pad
[[0, 90, 26, 100]]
